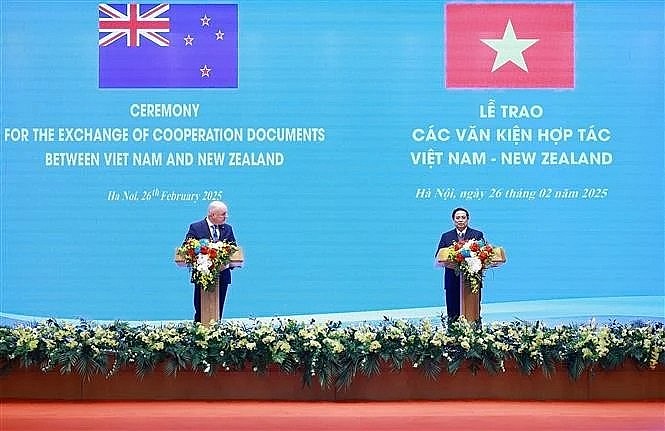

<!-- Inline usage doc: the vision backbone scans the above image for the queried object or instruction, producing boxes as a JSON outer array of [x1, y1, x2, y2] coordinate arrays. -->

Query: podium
[[436, 246, 506, 321], [176, 247, 244, 324], [200, 279, 221, 325]]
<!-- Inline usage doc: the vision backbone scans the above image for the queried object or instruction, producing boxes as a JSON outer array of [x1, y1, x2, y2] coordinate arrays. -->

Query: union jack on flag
[[98, 3, 238, 88], [98, 3, 170, 47]]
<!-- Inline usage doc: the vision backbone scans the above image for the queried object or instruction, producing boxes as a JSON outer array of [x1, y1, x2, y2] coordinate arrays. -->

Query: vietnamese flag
[[445, 3, 574, 88]]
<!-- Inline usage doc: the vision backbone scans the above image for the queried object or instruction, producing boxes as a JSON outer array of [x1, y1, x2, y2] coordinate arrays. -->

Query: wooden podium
[[176, 248, 244, 325], [200, 279, 221, 325], [436, 246, 506, 321]]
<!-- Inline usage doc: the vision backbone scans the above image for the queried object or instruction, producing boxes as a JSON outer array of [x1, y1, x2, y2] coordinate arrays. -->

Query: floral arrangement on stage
[[447, 239, 495, 293], [176, 238, 239, 291], [1, 318, 663, 387]]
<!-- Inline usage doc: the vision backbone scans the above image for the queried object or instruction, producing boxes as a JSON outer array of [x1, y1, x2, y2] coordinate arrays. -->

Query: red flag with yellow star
[[445, 3, 574, 88]]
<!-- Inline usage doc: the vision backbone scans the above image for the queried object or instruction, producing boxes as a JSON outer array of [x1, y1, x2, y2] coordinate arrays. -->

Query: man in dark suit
[[185, 200, 237, 322], [436, 207, 484, 321]]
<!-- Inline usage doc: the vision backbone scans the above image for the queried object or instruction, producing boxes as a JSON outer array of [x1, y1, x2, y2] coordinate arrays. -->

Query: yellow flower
[[369, 341, 382, 352]]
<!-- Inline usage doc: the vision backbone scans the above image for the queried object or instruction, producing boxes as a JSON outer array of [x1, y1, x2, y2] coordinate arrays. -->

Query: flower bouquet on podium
[[447, 239, 495, 294], [176, 238, 239, 291]]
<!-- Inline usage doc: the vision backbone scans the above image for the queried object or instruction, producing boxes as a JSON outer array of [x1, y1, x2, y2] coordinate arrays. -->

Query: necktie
[[212, 225, 219, 242]]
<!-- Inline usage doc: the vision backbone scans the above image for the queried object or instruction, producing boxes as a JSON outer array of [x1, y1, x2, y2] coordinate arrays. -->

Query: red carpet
[[2, 400, 663, 431]]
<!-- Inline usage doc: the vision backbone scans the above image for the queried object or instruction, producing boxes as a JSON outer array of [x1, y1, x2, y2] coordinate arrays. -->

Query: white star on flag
[[481, 19, 538, 72]]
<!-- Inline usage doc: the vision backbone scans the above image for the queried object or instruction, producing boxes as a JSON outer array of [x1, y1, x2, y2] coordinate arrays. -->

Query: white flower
[[465, 257, 482, 274], [308, 340, 322, 349], [274, 340, 292, 353], [196, 254, 212, 273]]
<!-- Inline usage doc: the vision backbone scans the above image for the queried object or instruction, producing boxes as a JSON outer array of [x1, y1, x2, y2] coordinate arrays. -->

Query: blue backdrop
[[1, 0, 663, 321]]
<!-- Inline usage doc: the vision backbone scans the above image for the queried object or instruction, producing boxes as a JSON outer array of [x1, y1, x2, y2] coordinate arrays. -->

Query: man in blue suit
[[185, 200, 237, 322], [436, 207, 484, 321]]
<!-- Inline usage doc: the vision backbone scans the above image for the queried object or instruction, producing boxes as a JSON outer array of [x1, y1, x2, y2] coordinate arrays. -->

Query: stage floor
[[2, 295, 663, 327], [2, 400, 664, 431]]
